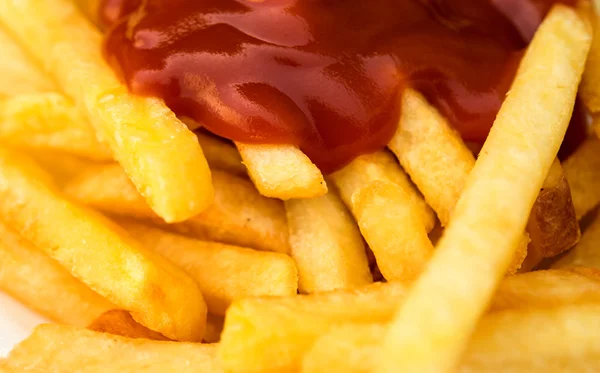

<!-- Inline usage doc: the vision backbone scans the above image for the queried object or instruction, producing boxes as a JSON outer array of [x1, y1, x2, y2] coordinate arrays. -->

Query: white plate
[[0, 292, 47, 357]]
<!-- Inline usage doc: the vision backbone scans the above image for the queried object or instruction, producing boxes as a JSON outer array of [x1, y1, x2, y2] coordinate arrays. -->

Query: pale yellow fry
[[563, 137, 600, 219], [377, 8, 591, 373], [218, 282, 407, 373], [1, 324, 221, 373], [552, 214, 600, 269], [119, 220, 298, 315], [236, 143, 327, 199], [285, 187, 372, 293], [0, 220, 112, 327], [332, 152, 435, 281], [302, 304, 600, 373], [65, 164, 290, 253], [0, 92, 111, 160], [0, 24, 54, 95], [27, 150, 105, 187], [197, 132, 246, 176], [0, 149, 206, 341], [0, 0, 213, 223]]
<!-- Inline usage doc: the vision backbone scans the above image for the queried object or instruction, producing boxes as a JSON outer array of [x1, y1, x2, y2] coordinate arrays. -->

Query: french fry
[[0, 0, 214, 223], [301, 304, 600, 373], [522, 159, 580, 270], [580, 0, 600, 125], [563, 137, 600, 219], [0, 324, 221, 373], [204, 314, 225, 343], [0, 149, 207, 341], [0, 220, 112, 327], [0, 25, 54, 95], [331, 151, 435, 281], [285, 187, 372, 293], [66, 164, 290, 253], [552, 214, 600, 269], [236, 143, 327, 199], [196, 132, 246, 176], [377, 8, 591, 373], [88, 310, 169, 341], [218, 281, 408, 373], [27, 150, 105, 187], [0, 93, 112, 160], [118, 220, 298, 315]]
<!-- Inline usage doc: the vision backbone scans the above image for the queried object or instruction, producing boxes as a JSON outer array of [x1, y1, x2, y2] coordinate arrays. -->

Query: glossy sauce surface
[[102, 0, 576, 172]]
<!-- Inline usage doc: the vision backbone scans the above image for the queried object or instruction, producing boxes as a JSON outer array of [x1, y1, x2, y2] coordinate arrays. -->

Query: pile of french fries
[[1, 0, 600, 372]]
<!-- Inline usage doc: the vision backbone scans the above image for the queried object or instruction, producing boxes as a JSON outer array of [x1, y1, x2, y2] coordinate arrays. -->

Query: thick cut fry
[[285, 188, 372, 293], [302, 304, 600, 373], [218, 282, 407, 373], [377, 8, 591, 373], [0, 0, 213, 223], [331, 151, 435, 281], [0, 324, 221, 373], [236, 143, 327, 199], [88, 310, 169, 341], [523, 159, 580, 270], [0, 221, 112, 327], [0, 149, 206, 341], [0, 93, 112, 160], [553, 214, 600, 269], [66, 164, 290, 253], [118, 220, 298, 315], [196, 132, 246, 176], [564, 137, 600, 219]]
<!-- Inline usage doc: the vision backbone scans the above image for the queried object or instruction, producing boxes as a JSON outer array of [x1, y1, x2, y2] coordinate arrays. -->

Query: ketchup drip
[[102, 0, 578, 172]]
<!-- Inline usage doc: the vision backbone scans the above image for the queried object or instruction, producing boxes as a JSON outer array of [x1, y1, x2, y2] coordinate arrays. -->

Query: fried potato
[[236, 143, 327, 199], [553, 214, 600, 269], [66, 164, 290, 253], [302, 304, 600, 373], [218, 282, 407, 373], [0, 25, 54, 95], [0, 149, 206, 341], [204, 314, 225, 344], [118, 220, 298, 315], [377, 8, 591, 372], [0, 93, 112, 160], [523, 159, 580, 270], [563, 137, 600, 219], [285, 188, 372, 293], [580, 0, 600, 120], [0, 220, 112, 327], [27, 150, 105, 187], [88, 310, 169, 341], [0, 324, 221, 373], [0, 0, 213, 223], [196, 132, 246, 176], [331, 151, 435, 281]]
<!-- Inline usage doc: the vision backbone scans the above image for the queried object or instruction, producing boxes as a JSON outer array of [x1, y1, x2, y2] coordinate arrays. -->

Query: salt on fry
[[0, 149, 207, 341], [236, 143, 327, 199], [65, 164, 290, 253], [285, 187, 373, 293], [377, 7, 591, 372], [0, 0, 213, 223], [0, 220, 112, 327]]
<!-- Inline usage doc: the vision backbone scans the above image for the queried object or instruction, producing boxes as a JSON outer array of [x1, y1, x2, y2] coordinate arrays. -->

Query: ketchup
[[102, 0, 578, 172]]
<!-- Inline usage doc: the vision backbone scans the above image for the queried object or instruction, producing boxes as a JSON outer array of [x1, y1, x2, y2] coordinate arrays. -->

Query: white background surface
[[0, 292, 47, 357]]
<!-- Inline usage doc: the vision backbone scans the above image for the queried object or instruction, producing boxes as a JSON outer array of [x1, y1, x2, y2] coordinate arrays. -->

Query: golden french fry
[[65, 164, 290, 253], [0, 24, 54, 95], [331, 151, 435, 281], [118, 220, 298, 315], [0, 220, 112, 327], [377, 8, 591, 373], [523, 159, 580, 270], [236, 143, 327, 199], [302, 304, 600, 373], [88, 310, 169, 341], [27, 150, 105, 187], [196, 132, 246, 176], [218, 282, 407, 373], [0, 149, 206, 341], [285, 188, 372, 293], [563, 137, 600, 219], [204, 314, 225, 343], [0, 0, 213, 223], [552, 214, 600, 269], [580, 0, 600, 119], [0, 93, 112, 160], [0, 324, 221, 373]]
